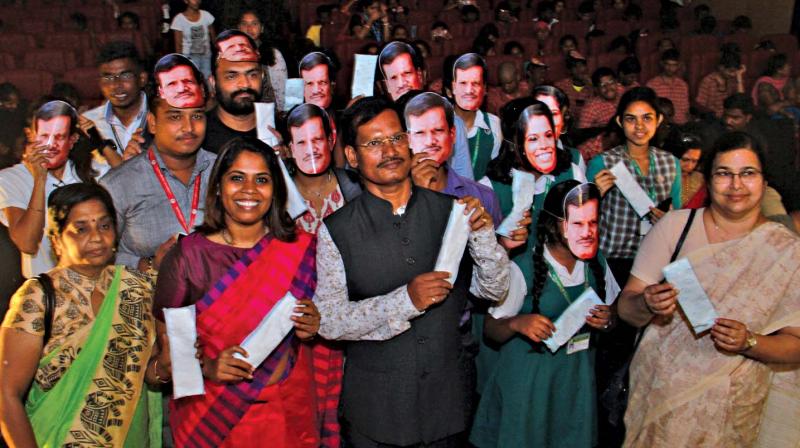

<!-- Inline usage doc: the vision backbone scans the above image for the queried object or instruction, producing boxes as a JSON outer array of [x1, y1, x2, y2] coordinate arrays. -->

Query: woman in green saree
[[0, 183, 163, 447]]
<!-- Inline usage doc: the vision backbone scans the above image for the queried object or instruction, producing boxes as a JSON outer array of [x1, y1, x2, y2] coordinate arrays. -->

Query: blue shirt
[[443, 165, 502, 225], [449, 115, 475, 180]]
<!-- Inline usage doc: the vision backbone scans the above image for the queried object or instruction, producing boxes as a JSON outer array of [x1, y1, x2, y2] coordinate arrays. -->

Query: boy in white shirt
[[171, 0, 216, 78]]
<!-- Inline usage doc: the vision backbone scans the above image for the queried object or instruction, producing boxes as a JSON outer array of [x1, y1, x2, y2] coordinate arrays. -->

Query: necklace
[[300, 170, 333, 199], [221, 227, 268, 246]]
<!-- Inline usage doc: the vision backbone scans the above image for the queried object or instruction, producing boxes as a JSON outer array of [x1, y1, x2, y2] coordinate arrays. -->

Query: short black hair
[[299, 51, 337, 79], [723, 93, 754, 115], [661, 48, 681, 63], [403, 91, 455, 129], [452, 52, 487, 82], [703, 131, 766, 181], [211, 29, 260, 72], [617, 56, 641, 75], [378, 41, 424, 78], [341, 96, 396, 148], [117, 11, 139, 28], [48, 183, 117, 240], [287, 103, 333, 139], [559, 34, 578, 48], [96, 40, 141, 69], [719, 50, 742, 69], [591, 67, 616, 87]]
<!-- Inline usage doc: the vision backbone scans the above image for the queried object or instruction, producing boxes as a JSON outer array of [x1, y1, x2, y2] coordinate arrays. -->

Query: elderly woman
[[0, 183, 161, 447], [153, 136, 330, 447], [618, 131, 800, 447]]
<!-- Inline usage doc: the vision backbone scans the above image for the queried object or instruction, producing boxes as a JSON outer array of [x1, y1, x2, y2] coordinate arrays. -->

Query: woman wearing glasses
[[618, 131, 800, 447]]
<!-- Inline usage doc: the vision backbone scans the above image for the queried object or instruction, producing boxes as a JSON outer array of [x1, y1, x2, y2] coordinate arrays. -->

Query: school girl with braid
[[470, 180, 620, 447], [472, 98, 587, 392]]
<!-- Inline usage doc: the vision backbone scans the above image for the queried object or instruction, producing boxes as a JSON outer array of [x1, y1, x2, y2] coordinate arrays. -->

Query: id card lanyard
[[148, 148, 200, 234], [625, 145, 657, 202], [547, 262, 590, 306]]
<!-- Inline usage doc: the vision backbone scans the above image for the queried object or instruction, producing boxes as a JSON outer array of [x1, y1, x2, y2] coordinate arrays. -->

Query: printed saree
[[25, 265, 158, 447], [624, 223, 800, 447], [169, 231, 330, 448]]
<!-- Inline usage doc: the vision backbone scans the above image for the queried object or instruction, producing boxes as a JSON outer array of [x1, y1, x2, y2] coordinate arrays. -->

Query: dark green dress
[[468, 112, 495, 181], [473, 167, 580, 393], [470, 266, 600, 448]]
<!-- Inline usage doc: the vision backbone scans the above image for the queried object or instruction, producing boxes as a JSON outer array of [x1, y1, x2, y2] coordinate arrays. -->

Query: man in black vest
[[315, 96, 510, 447]]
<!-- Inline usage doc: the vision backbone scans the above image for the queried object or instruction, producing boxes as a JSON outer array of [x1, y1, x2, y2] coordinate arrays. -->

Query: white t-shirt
[[0, 162, 88, 277], [171, 10, 215, 56]]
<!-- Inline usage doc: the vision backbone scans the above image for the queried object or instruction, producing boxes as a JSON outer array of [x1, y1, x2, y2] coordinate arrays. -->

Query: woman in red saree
[[152, 136, 334, 447]]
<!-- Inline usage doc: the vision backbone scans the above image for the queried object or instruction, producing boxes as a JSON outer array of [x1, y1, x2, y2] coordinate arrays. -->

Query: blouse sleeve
[[153, 244, 191, 322], [629, 210, 687, 286], [1, 279, 46, 336]]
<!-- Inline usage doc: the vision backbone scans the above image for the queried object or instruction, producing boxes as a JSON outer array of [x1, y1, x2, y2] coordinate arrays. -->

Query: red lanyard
[[148, 148, 201, 234]]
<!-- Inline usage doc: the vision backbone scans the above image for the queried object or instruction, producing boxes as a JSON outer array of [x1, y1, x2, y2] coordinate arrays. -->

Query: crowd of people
[[0, 0, 799, 447]]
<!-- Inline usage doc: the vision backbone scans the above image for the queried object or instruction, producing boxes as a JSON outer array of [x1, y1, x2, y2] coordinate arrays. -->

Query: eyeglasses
[[711, 168, 762, 185], [99, 71, 137, 84], [358, 132, 409, 151]]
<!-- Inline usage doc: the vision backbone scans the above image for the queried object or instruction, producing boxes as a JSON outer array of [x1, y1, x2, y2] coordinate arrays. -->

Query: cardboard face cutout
[[34, 112, 74, 170], [301, 63, 333, 109], [452, 61, 485, 111], [216, 35, 260, 62], [380, 43, 423, 101], [522, 114, 557, 174], [560, 184, 600, 260], [289, 115, 332, 175], [154, 55, 205, 108], [407, 106, 454, 165]]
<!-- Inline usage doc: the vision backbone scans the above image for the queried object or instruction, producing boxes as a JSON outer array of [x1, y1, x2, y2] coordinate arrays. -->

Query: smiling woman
[[0, 183, 160, 447], [152, 136, 336, 447]]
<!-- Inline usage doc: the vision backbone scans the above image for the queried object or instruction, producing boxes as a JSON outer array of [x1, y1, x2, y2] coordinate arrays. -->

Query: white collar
[[473, 109, 491, 131], [543, 245, 586, 287]]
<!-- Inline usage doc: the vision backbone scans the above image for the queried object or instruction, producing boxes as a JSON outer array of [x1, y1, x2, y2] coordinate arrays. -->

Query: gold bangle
[[152, 358, 170, 384]]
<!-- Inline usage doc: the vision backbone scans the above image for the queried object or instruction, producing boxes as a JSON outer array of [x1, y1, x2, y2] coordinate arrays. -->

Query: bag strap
[[36, 273, 56, 346], [631, 208, 698, 351], [669, 208, 698, 263]]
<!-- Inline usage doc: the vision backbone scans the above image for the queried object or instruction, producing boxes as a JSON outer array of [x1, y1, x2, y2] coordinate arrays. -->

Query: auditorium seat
[[62, 67, 103, 105], [0, 69, 54, 100], [23, 49, 78, 74], [41, 32, 92, 51], [0, 33, 36, 58], [0, 53, 15, 71]]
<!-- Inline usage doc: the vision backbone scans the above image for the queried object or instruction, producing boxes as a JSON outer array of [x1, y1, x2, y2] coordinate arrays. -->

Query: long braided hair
[[531, 180, 605, 313]]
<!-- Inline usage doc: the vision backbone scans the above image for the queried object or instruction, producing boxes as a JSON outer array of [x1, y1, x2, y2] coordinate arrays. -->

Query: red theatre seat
[[62, 67, 103, 104], [0, 33, 36, 58], [0, 69, 55, 100], [23, 50, 78, 74]]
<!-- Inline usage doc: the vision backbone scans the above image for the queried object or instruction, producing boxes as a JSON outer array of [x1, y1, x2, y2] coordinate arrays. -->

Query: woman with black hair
[[471, 180, 618, 447], [153, 136, 330, 447], [472, 99, 587, 395], [1, 183, 161, 447]]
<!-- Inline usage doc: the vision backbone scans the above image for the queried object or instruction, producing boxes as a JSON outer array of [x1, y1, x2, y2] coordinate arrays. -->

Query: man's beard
[[218, 88, 260, 115]]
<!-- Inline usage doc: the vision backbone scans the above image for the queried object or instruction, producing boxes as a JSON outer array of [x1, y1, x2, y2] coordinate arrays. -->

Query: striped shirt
[[587, 145, 682, 259], [646, 76, 690, 124]]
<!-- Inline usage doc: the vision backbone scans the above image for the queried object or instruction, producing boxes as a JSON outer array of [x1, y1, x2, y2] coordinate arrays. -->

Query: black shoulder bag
[[599, 208, 698, 426], [35, 273, 56, 346]]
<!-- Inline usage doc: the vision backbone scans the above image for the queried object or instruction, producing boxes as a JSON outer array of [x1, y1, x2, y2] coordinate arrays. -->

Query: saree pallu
[[624, 223, 800, 447], [170, 232, 333, 448], [26, 266, 158, 447]]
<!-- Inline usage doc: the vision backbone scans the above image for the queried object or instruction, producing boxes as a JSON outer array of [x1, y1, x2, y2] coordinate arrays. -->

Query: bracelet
[[152, 358, 170, 384]]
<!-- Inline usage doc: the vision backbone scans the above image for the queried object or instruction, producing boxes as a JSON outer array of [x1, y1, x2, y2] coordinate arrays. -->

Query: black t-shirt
[[202, 109, 257, 154]]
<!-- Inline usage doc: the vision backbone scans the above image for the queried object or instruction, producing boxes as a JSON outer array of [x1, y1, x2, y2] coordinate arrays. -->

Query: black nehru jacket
[[202, 108, 257, 154], [324, 186, 474, 446]]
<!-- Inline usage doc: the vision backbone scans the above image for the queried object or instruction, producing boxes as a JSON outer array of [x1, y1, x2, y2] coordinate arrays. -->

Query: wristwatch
[[744, 331, 758, 351]]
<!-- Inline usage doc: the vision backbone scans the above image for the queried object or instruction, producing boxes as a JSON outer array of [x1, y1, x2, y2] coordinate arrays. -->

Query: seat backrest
[[0, 69, 55, 100]]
